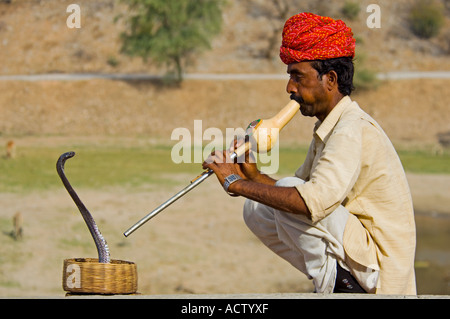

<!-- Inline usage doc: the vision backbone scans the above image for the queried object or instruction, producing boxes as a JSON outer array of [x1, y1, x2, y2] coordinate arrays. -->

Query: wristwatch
[[223, 174, 242, 195]]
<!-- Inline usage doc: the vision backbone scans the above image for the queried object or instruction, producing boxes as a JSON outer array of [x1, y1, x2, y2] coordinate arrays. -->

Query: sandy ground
[[0, 169, 449, 297], [0, 178, 314, 296]]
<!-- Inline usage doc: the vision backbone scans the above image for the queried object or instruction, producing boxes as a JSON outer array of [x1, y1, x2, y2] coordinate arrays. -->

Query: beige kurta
[[295, 96, 416, 294]]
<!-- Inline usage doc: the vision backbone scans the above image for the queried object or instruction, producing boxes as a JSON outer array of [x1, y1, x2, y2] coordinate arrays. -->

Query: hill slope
[[0, 0, 449, 146]]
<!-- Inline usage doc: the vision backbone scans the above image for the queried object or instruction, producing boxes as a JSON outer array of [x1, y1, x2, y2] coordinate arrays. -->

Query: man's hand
[[202, 149, 244, 188], [202, 136, 279, 194], [202, 136, 263, 194], [229, 137, 262, 182]]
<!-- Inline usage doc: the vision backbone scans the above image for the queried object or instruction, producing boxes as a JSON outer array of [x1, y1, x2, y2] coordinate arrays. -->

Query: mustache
[[290, 94, 304, 104]]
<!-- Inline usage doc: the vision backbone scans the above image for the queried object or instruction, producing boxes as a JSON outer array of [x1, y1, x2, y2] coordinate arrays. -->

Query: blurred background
[[0, 0, 449, 296]]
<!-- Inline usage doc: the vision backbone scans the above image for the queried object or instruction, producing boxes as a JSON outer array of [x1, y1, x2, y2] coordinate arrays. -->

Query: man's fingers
[[203, 150, 228, 166], [230, 136, 245, 152]]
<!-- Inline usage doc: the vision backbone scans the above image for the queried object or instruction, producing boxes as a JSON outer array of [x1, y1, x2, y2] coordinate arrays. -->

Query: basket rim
[[64, 257, 136, 265]]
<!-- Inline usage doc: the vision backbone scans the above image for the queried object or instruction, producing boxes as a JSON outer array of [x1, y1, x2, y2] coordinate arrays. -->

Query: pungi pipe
[[123, 99, 300, 237]]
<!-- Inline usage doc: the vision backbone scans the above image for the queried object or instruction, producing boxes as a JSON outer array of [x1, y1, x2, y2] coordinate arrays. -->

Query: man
[[203, 12, 416, 294]]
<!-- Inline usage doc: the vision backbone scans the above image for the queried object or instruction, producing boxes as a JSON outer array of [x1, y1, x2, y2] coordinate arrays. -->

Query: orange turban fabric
[[280, 12, 356, 64]]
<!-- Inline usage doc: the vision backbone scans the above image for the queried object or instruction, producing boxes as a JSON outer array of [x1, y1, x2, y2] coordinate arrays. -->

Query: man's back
[[296, 96, 416, 294]]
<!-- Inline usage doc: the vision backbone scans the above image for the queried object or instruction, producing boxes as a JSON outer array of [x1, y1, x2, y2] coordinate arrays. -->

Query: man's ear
[[324, 70, 338, 91]]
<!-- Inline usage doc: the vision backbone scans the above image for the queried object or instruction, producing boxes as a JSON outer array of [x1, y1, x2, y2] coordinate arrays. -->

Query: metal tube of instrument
[[123, 100, 299, 237], [123, 152, 238, 237]]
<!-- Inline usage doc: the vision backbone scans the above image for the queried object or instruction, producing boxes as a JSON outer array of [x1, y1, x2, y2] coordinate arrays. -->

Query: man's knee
[[243, 177, 305, 231], [243, 198, 282, 238], [243, 199, 253, 223], [275, 176, 305, 188], [243, 199, 262, 232]]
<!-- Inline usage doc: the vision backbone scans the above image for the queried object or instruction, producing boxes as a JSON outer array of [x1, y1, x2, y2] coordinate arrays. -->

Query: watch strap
[[223, 174, 242, 194]]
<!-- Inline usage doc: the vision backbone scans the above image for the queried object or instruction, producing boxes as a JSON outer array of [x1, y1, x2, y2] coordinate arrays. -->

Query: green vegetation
[[341, 1, 361, 21], [119, 0, 224, 83], [1, 144, 448, 193], [353, 52, 379, 92], [397, 149, 450, 174], [0, 144, 199, 193], [409, 0, 445, 39]]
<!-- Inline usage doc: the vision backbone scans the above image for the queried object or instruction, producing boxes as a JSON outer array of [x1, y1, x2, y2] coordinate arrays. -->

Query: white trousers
[[243, 177, 378, 293]]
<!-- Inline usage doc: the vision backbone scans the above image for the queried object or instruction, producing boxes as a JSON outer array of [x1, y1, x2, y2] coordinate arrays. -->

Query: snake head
[[56, 151, 76, 176]]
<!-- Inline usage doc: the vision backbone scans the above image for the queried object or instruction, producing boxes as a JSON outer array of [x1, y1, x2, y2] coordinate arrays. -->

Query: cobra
[[56, 152, 110, 263]]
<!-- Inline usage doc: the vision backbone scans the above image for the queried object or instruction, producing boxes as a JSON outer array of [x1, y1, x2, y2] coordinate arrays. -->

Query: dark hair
[[309, 57, 355, 96]]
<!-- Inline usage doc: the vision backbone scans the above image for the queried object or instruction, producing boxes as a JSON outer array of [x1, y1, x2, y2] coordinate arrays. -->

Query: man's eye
[[290, 74, 301, 82]]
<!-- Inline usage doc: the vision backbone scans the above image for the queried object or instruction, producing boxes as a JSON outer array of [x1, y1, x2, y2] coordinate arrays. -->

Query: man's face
[[286, 61, 331, 122]]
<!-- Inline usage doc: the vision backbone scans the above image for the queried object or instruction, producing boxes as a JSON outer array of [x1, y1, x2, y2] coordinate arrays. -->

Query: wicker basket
[[62, 258, 138, 295]]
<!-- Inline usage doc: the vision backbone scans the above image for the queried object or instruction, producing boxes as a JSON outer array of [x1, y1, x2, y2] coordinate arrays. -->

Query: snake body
[[57, 152, 111, 263]]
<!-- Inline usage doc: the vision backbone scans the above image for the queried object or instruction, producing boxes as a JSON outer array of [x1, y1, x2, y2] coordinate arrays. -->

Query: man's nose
[[286, 78, 297, 95]]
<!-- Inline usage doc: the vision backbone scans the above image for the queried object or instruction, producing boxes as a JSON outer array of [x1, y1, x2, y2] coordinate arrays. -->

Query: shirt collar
[[314, 96, 353, 142]]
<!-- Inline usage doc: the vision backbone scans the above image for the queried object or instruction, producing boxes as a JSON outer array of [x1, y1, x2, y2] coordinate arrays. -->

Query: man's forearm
[[249, 173, 277, 186], [230, 179, 312, 219]]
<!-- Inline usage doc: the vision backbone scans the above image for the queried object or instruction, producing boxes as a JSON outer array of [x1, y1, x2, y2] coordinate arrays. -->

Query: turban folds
[[280, 12, 356, 64]]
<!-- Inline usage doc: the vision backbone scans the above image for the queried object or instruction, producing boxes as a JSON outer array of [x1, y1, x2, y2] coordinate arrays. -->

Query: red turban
[[280, 12, 355, 64]]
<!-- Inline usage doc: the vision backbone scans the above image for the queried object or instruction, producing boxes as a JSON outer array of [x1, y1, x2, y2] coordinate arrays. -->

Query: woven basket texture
[[63, 258, 138, 294]]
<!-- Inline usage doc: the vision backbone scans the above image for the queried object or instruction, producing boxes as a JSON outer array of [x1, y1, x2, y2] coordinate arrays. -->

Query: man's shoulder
[[329, 99, 391, 149], [339, 99, 382, 131]]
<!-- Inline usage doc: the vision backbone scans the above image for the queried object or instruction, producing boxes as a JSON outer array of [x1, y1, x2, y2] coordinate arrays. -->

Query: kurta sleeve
[[295, 123, 362, 224]]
